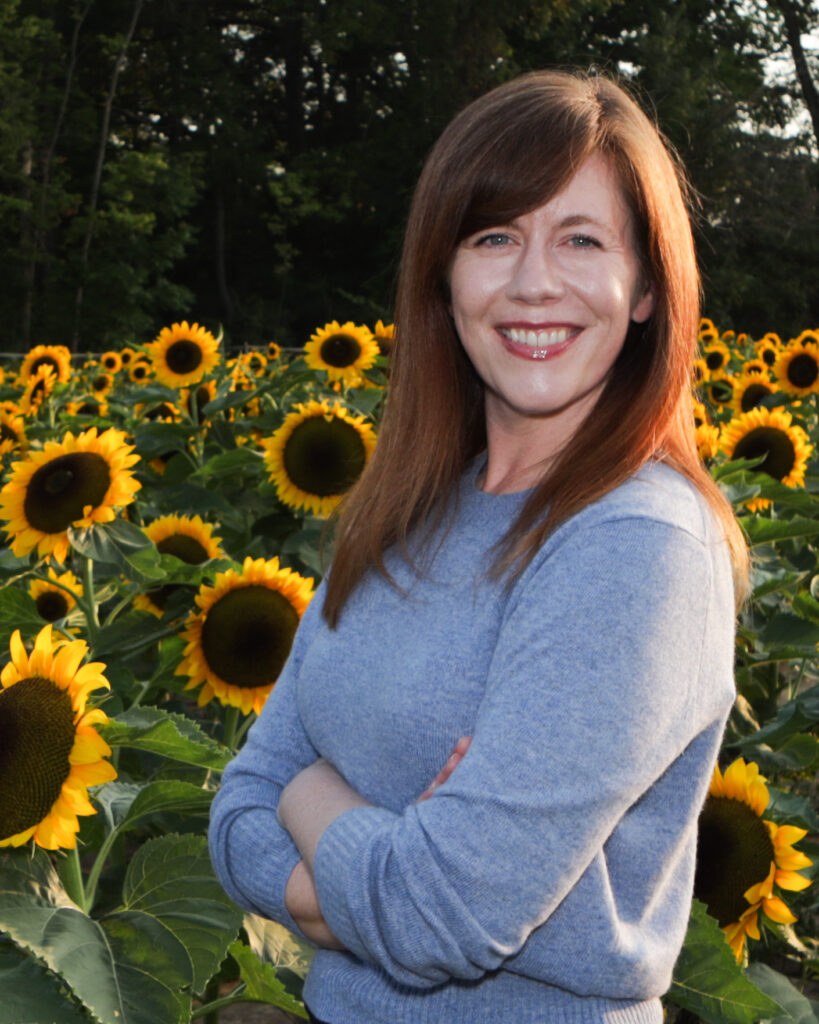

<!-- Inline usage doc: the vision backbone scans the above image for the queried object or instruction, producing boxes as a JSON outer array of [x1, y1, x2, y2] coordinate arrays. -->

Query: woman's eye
[[475, 232, 511, 247], [569, 234, 601, 249]]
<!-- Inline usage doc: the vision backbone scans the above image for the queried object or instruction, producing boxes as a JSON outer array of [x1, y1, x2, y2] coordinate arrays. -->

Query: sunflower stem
[[84, 824, 121, 912], [79, 555, 100, 643], [234, 711, 256, 747], [58, 846, 88, 912], [222, 706, 240, 751], [788, 658, 807, 701]]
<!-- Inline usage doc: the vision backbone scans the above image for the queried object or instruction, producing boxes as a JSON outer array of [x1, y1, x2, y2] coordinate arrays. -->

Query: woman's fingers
[[416, 735, 472, 802]]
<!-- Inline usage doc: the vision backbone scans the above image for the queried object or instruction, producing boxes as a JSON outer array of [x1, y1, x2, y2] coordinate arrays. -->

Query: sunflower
[[0, 624, 116, 850], [135, 514, 224, 617], [128, 361, 152, 384], [18, 345, 72, 386], [88, 371, 114, 396], [100, 351, 122, 374], [694, 757, 812, 963], [0, 411, 27, 457], [119, 347, 136, 367], [741, 358, 769, 376], [176, 556, 314, 714], [720, 407, 812, 511], [696, 423, 720, 461], [704, 373, 736, 409], [702, 341, 732, 375], [29, 568, 82, 622], [268, 341, 282, 360], [755, 335, 781, 368], [20, 366, 57, 413], [147, 321, 220, 388], [65, 397, 109, 419], [773, 338, 819, 397], [238, 350, 267, 375], [134, 400, 180, 422], [731, 371, 779, 416], [180, 380, 217, 421], [304, 320, 379, 384], [371, 319, 395, 357], [264, 399, 377, 516], [692, 357, 709, 387], [0, 427, 141, 563], [698, 317, 720, 345]]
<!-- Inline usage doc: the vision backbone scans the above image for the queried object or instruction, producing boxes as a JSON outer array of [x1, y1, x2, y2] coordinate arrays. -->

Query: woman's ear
[[631, 281, 655, 324]]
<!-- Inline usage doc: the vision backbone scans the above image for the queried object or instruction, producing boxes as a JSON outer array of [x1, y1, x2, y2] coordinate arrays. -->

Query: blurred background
[[0, 0, 817, 353]]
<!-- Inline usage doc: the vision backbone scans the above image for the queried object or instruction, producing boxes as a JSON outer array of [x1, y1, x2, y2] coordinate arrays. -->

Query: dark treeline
[[1, 0, 817, 352]]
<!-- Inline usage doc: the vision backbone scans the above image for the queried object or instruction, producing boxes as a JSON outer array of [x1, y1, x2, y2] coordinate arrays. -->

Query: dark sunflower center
[[92, 375, 109, 391], [145, 403, 175, 420], [740, 382, 773, 413], [319, 334, 362, 368], [0, 423, 19, 442], [35, 591, 70, 622], [166, 339, 204, 375], [762, 348, 777, 366], [132, 365, 148, 380], [200, 585, 299, 689], [705, 351, 726, 371], [103, 356, 117, 369], [709, 379, 733, 405], [0, 676, 75, 840], [694, 795, 775, 927], [283, 416, 367, 497], [30, 356, 60, 376], [733, 426, 795, 481], [23, 452, 111, 533], [787, 353, 819, 389], [157, 534, 209, 564], [77, 401, 100, 416]]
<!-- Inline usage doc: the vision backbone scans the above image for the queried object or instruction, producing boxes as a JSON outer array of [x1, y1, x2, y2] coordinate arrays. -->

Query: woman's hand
[[416, 735, 472, 802], [284, 859, 346, 949]]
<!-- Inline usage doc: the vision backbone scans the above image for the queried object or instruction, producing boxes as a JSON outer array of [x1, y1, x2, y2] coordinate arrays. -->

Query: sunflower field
[[0, 318, 815, 1024]]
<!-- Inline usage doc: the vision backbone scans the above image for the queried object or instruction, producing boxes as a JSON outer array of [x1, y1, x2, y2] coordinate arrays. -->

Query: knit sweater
[[208, 459, 736, 1024]]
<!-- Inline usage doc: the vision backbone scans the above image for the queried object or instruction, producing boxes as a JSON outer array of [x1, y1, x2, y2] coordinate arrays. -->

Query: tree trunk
[[776, 0, 819, 151], [71, 0, 145, 350]]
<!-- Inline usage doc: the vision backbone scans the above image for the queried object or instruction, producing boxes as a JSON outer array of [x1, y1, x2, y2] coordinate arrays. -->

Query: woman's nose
[[506, 243, 565, 303]]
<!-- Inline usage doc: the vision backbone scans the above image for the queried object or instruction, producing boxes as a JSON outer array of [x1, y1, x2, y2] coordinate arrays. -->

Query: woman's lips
[[497, 325, 581, 360]]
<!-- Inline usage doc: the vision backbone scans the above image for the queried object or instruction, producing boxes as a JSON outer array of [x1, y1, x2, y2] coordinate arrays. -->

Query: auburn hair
[[323, 69, 749, 626]]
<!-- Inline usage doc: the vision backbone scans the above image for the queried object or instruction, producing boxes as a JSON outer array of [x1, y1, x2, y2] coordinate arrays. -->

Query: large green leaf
[[0, 940, 92, 1023], [228, 940, 309, 1018], [742, 516, 819, 547], [0, 847, 191, 1024], [0, 586, 47, 651], [95, 779, 213, 833], [759, 614, 819, 651], [736, 684, 819, 752], [745, 964, 819, 1024], [121, 834, 243, 995], [667, 901, 782, 1024], [100, 706, 231, 770]]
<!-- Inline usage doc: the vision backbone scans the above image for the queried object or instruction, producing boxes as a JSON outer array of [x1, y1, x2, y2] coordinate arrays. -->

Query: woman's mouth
[[498, 326, 580, 360]]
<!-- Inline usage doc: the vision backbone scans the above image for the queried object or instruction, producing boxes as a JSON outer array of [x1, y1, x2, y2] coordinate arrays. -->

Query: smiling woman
[[210, 69, 749, 1024]]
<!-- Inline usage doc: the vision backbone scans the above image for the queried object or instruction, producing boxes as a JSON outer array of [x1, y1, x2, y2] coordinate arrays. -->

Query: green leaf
[[0, 587, 47, 651], [0, 940, 92, 1023], [767, 786, 819, 833], [228, 940, 309, 1018], [745, 964, 819, 1024], [667, 901, 783, 1024], [736, 684, 819, 751], [93, 611, 174, 659], [121, 835, 243, 995], [742, 516, 819, 547], [0, 847, 191, 1024], [759, 613, 819, 651], [100, 706, 231, 770], [196, 447, 263, 479], [95, 779, 213, 833]]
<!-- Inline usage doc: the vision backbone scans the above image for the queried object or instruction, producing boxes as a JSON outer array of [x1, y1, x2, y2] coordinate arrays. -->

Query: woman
[[209, 70, 748, 1023]]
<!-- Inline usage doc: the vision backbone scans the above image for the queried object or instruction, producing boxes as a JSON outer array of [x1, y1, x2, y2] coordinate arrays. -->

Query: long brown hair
[[323, 69, 749, 626]]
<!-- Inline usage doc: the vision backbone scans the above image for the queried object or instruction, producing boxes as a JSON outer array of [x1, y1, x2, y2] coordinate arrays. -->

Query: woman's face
[[449, 153, 654, 454]]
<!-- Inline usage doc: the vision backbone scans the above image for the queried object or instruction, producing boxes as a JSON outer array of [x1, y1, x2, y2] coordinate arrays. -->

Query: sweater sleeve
[[208, 583, 325, 934], [311, 516, 732, 987]]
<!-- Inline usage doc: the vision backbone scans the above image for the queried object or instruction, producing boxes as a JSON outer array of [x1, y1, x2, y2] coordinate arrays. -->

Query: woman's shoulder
[[578, 459, 715, 542]]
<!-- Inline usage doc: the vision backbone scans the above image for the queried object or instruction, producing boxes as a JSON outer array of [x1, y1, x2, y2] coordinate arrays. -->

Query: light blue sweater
[[209, 460, 736, 1024]]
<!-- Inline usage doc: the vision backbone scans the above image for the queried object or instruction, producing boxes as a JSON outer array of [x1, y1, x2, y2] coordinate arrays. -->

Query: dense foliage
[[0, 0, 818, 351]]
